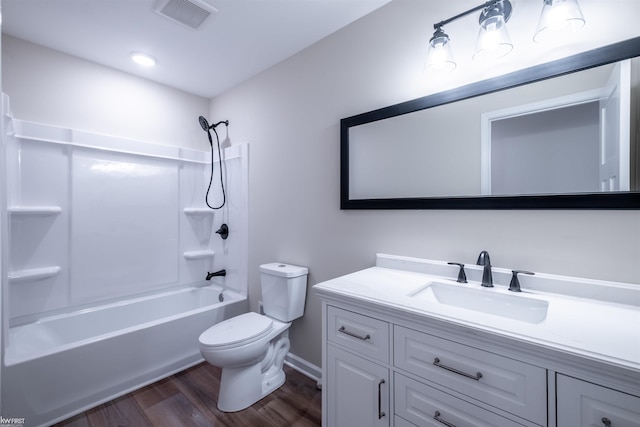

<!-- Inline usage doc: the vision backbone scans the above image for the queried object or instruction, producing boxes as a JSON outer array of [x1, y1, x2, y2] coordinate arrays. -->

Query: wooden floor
[[54, 363, 321, 427]]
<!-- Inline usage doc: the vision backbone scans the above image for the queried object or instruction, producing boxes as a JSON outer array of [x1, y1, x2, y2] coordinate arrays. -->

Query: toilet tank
[[260, 263, 308, 322]]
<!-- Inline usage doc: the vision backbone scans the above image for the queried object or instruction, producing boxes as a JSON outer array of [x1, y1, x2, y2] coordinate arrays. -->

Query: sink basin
[[408, 282, 549, 324]]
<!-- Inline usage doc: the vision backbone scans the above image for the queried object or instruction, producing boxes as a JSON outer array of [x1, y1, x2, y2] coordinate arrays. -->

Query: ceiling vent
[[153, 0, 217, 30]]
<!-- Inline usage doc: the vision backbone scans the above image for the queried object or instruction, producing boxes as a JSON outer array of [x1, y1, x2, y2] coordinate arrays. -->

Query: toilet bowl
[[198, 262, 308, 412]]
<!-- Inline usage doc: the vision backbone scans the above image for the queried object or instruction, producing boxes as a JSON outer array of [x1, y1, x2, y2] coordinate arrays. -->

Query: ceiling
[[1, 0, 391, 99]]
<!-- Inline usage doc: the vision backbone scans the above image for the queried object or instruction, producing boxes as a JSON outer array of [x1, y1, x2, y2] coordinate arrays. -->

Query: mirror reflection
[[348, 58, 638, 201], [342, 37, 640, 209]]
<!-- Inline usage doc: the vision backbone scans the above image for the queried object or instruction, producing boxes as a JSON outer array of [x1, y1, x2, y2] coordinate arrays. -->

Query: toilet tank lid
[[260, 262, 308, 278]]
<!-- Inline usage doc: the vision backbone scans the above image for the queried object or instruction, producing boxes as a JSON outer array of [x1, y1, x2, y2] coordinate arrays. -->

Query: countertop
[[313, 254, 640, 373]]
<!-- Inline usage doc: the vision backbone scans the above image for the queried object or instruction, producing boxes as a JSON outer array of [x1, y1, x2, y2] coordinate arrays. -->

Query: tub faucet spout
[[206, 269, 226, 280], [476, 251, 493, 288]]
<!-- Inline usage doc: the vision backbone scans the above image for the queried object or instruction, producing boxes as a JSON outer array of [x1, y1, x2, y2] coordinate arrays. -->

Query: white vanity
[[313, 254, 640, 427]]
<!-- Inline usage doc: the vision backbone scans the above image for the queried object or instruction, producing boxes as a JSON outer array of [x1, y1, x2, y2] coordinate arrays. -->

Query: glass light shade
[[534, 0, 585, 43], [473, 13, 513, 62], [424, 29, 456, 73]]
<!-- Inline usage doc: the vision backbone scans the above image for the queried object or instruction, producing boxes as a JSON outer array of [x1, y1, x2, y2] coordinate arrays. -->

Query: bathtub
[[2, 284, 248, 427]]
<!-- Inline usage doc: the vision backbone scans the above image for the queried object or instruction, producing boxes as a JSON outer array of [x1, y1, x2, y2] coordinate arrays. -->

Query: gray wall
[[491, 102, 600, 195], [209, 0, 640, 368]]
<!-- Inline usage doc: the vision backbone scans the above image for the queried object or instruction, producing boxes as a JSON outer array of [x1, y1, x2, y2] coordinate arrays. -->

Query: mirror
[[341, 37, 640, 209]]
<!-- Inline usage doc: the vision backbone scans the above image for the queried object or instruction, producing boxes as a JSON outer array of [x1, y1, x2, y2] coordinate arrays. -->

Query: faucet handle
[[447, 262, 468, 283], [509, 270, 534, 292]]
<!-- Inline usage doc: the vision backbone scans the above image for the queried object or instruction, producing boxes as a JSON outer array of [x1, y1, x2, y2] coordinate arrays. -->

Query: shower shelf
[[9, 206, 62, 216], [183, 250, 215, 260], [8, 266, 62, 283], [183, 208, 214, 216]]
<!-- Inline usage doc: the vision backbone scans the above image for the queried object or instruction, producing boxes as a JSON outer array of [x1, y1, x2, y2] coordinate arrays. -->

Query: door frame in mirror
[[340, 37, 640, 210]]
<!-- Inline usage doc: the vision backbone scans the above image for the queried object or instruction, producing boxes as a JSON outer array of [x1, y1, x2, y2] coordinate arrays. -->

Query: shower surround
[[1, 95, 249, 426]]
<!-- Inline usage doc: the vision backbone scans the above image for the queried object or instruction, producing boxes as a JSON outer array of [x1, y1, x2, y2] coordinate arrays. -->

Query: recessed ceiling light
[[130, 52, 156, 67]]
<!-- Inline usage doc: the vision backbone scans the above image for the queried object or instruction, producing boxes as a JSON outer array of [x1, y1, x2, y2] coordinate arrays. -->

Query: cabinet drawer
[[557, 374, 640, 427], [328, 306, 389, 363], [394, 325, 546, 425], [395, 373, 528, 427]]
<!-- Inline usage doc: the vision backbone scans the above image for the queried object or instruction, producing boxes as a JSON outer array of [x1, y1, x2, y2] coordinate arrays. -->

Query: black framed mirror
[[340, 36, 640, 209]]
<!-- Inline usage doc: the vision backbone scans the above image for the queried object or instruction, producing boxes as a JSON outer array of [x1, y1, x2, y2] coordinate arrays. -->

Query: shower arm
[[209, 120, 229, 129]]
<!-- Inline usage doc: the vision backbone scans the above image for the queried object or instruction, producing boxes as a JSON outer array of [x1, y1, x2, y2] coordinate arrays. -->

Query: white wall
[[209, 0, 640, 367], [2, 35, 209, 150]]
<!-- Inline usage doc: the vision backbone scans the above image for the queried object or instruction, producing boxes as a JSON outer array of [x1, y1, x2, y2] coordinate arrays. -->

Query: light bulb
[[130, 52, 156, 67]]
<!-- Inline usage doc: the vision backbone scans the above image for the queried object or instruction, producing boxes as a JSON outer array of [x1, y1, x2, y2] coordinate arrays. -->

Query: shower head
[[199, 116, 209, 132]]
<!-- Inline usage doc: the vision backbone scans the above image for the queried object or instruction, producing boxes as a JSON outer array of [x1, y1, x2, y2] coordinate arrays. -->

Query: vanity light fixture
[[534, 0, 586, 43], [425, 0, 586, 72], [472, 0, 513, 62], [424, 26, 456, 73], [130, 52, 156, 67], [425, 0, 513, 72]]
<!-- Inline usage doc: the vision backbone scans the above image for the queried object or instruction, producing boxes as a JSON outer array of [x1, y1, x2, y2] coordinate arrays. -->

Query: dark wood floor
[[54, 363, 321, 427]]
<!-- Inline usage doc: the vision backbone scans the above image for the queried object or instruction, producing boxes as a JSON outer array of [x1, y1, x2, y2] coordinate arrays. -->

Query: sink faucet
[[476, 251, 493, 287]]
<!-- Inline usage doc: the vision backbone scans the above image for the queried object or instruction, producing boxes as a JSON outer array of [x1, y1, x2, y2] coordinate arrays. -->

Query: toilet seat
[[200, 312, 273, 350]]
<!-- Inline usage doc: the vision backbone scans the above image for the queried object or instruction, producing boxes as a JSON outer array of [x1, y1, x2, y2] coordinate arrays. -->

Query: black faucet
[[476, 251, 493, 287], [447, 262, 467, 283], [509, 270, 534, 292], [206, 269, 226, 280]]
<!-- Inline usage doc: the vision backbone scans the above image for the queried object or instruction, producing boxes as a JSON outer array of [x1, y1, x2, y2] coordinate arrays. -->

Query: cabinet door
[[557, 374, 640, 427], [327, 345, 389, 427]]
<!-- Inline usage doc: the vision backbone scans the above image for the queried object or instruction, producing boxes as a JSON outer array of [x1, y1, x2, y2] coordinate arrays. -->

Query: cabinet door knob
[[602, 418, 612, 426]]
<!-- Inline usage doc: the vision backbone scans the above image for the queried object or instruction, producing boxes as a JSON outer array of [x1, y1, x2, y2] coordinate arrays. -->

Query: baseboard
[[284, 352, 322, 388]]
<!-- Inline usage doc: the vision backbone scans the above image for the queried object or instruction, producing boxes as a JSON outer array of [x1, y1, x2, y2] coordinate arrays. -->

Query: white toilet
[[198, 262, 308, 412]]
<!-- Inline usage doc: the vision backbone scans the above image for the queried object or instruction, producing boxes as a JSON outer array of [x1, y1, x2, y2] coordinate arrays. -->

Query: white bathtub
[[2, 284, 248, 427]]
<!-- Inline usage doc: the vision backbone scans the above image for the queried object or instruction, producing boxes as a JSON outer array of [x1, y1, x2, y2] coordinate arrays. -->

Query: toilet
[[198, 262, 308, 412]]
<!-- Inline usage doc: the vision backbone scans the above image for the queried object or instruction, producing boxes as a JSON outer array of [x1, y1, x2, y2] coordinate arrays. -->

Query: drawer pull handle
[[338, 326, 371, 341], [377, 379, 386, 419], [433, 357, 483, 381], [602, 418, 612, 426], [434, 410, 457, 427]]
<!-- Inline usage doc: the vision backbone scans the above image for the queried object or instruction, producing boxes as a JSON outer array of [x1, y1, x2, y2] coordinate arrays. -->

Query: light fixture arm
[[433, 0, 509, 29]]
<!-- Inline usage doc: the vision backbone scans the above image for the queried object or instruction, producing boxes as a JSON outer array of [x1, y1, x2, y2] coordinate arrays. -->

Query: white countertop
[[313, 254, 640, 373]]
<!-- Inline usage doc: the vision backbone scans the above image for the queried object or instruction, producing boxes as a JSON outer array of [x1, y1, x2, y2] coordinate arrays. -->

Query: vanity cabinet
[[321, 300, 640, 427], [556, 375, 640, 427], [315, 255, 640, 427], [323, 305, 540, 427]]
